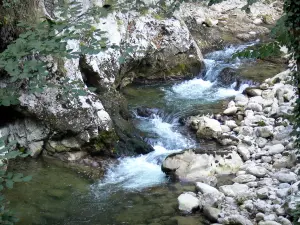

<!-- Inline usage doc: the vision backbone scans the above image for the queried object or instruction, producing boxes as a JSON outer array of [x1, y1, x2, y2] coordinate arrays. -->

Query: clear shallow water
[[6, 43, 282, 225]]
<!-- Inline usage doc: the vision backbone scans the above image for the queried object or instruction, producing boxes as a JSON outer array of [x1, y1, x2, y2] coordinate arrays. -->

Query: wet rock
[[67, 151, 88, 161], [178, 192, 199, 212], [28, 141, 44, 158], [203, 206, 220, 222], [245, 88, 262, 97], [136, 107, 158, 118]]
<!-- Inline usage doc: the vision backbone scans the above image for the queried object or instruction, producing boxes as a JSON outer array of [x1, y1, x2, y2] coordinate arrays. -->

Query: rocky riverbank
[[162, 68, 300, 224]]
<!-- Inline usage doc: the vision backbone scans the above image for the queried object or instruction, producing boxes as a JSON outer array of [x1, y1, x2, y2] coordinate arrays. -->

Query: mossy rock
[[86, 130, 119, 156]]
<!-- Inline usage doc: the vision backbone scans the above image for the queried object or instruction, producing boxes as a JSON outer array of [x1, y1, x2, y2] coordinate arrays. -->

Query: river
[[5, 43, 285, 225]]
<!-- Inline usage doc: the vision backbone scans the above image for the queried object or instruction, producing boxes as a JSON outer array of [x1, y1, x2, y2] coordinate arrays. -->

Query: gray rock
[[275, 188, 289, 198], [224, 107, 238, 116], [203, 206, 220, 223], [267, 144, 285, 155], [233, 174, 257, 183], [237, 144, 251, 161], [262, 156, 272, 163], [224, 215, 253, 225], [28, 141, 44, 158], [178, 192, 199, 212], [199, 192, 224, 208], [219, 183, 249, 197], [196, 116, 222, 139], [247, 166, 268, 178], [258, 221, 281, 225], [67, 151, 88, 161], [196, 182, 220, 195], [273, 171, 297, 183], [255, 213, 265, 222], [245, 88, 262, 97], [235, 94, 249, 107], [257, 137, 268, 148], [256, 126, 274, 138], [256, 187, 269, 199], [225, 120, 238, 129], [246, 103, 263, 112], [162, 150, 243, 182], [278, 217, 292, 225]]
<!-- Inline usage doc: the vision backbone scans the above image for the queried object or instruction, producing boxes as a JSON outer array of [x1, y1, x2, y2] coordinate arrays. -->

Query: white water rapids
[[92, 43, 255, 192]]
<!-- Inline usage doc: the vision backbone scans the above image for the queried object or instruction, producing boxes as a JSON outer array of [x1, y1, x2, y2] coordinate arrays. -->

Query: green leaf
[[22, 176, 32, 182], [5, 180, 14, 189]]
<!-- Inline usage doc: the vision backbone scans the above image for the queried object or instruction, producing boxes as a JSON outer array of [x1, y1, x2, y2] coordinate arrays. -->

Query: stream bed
[[5, 43, 286, 225]]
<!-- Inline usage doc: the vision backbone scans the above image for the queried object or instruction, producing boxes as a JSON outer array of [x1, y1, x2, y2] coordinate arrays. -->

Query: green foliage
[[0, 137, 31, 224], [292, 201, 300, 225], [1, 0, 20, 9], [233, 42, 282, 59], [0, 1, 111, 106], [256, 121, 266, 127]]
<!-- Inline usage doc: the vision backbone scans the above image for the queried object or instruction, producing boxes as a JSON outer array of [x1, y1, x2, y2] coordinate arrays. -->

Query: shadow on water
[[6, 158, 209, 225]]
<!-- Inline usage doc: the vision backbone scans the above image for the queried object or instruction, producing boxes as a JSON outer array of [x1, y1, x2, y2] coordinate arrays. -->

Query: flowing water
[[6, 43, 286, 225]]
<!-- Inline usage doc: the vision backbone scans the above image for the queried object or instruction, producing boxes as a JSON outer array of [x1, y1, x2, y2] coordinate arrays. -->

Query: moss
[[152, 13, 164, 21], [140, 8, 149, 16], [257, 121, 266, 127], [89, 130, 119, 155]]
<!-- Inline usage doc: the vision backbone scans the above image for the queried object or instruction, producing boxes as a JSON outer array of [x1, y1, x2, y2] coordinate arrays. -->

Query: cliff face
[[0, 0, 204, 165]]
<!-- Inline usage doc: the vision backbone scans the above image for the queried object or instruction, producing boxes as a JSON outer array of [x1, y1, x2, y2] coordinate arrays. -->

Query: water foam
[[93, 43, 255, 192]]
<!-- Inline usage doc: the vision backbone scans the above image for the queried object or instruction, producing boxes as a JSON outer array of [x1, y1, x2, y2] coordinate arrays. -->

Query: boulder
[[178, 192, 199, 212], [195, 116, 222, 139], [162, 150, 243, 182]]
